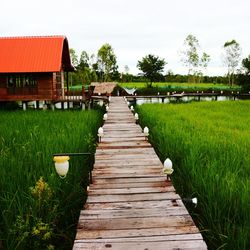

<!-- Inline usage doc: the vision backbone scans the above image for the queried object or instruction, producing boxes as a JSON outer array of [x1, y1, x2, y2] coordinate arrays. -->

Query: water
[[129, 95, 239, 106]]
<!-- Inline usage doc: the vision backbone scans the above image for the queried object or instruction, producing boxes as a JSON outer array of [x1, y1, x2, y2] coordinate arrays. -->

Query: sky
[[1, 0, 250, 76]]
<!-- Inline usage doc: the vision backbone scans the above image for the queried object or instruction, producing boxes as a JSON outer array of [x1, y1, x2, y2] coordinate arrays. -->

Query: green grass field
[[0, 110, 103, 249], [119, 82, 240, 91], [137, 101, 250, 250]]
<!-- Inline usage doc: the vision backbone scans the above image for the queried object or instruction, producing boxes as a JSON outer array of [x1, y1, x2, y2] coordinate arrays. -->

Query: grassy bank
[[120, 82, 241, 94], [137, 101, 250, 250], [0, 110, 103, 249]]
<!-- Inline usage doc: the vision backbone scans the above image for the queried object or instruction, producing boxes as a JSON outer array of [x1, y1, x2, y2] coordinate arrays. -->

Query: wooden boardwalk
[[73, 97, 207, 250]]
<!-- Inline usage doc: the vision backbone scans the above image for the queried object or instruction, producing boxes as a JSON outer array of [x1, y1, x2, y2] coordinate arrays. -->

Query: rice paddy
[[119, 82, 241, 93], [137, 101, 250, 250], [0, 109, 103, 249]]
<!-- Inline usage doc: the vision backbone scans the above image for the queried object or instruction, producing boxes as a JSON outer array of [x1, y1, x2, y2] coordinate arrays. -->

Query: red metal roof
[[0, 36, 74, 73]]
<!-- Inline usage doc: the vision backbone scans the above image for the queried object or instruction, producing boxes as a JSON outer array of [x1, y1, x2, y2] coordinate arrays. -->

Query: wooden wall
[[0, 72, 64, 101]]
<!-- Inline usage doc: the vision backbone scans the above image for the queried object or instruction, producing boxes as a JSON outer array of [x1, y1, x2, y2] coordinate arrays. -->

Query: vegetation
[[242, 55, 250, 74], [181, 34, 210, 83], [223, 40, 242, 85], [119, 82, 241, 95], [0, 110, 103, 249], [66, 35, 250, 88], [97, 43, 118, 82], [137, 54, 166, 87], [137, 101, 250, 250], [238, 55, 250, 91], [68, 44, 119, 86]]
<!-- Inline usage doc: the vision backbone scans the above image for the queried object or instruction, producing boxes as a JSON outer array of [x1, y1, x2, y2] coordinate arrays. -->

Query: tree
[[242, 55, 250, 75], [78, 51, 89, 71], [181, 34, 210, 83], [237, 55, 250, 91], [137, 54, 166, 87], [222, 39, 241, 85], [197, 52, 210, 83], [77, 51, 92, 85], [97, 43, 117, 82], [69, 48, 78, 68], [124, 65, 129, 74]]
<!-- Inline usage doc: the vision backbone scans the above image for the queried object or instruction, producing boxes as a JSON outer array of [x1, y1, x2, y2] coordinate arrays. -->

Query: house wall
[[0, 75, 7, 96], [0, 72, 64, 101]]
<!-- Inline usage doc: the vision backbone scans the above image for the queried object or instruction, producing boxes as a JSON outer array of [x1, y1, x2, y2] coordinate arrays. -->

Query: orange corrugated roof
[[0, 36, 74, 73]]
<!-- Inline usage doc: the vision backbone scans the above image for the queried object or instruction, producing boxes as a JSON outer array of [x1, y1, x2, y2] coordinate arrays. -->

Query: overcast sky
[[1, 0, 250, 76]]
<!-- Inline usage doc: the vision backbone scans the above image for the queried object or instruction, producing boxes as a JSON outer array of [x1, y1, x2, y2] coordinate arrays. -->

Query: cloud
[[1, 0, 250, 75]]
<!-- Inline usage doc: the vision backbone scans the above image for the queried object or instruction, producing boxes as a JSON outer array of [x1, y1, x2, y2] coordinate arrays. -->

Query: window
[[7, 75, 37, 88]]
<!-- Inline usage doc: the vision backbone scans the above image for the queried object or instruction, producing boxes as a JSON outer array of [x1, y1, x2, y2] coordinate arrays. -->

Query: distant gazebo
[[0, 36, 74, 104], [90, 82, 117, 95]]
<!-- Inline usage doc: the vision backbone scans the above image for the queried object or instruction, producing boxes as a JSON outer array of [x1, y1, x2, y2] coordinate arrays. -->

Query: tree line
[[69, 35, 250, 90]]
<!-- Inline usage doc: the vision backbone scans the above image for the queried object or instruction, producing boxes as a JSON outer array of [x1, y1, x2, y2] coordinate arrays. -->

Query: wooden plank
[[92, 169, 163, 177], [95, 153, 160, 160], [94, 161, 162, 167], [93, 166, 163, 172], [90, 181, 169, 189], [94, 160, 162, 167], [75, 226, 200, 239], [92, 173, 165, 178], [95, 147, 157, 155], [92, 176, 168, 184], [79, 207, 188, 219], [98, 144, 152, 150], [73, 97, 207, 250], [77, 215, 195, 230], [101, 134, 145, 138], [93, 166, 162, 172], [103, 129, 140, 132], [102, 137, 145, 142], [84, 199, 185, 210], [94, 163, 162, 168], [88, 186, 175, 195], [73, 240, 207, 250], [87, 192, 180, 203], [76, 233, 202, 242]]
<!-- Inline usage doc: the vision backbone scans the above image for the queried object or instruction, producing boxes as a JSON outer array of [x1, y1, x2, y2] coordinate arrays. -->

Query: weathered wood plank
[[92, 172, 166, 178], [79, 206, 188, 219], [92, 169, 163, 176], [77, 215, 195, 230], [95, 147, 157, 155], [101, 134, 146, 138], [88, 186, 175, 195], [84, 199, 184, 210], [99, 141, 151, 147], [73, 97, 207, 249], [95, 153, 160, 160], [91, 181, 169, 189], [94, 159, 162, 166], [102, 137, 145, 142], [73, 240, 207, 250], [93, 165, 162, 171], [87, 192, 180, 203], [75, 226, 200, 240], [92, 176, 168, 184], [76, 233, 202, 242], [98, 145, 152, 150]]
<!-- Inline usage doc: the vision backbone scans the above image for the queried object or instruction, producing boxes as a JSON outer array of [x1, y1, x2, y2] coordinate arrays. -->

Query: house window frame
[[7, 74, 37, 88]]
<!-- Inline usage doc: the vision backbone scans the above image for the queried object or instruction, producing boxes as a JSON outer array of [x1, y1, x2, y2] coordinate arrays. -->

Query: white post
[[51, 103, 55, 111], [22, 102, 27, 111], [81, 102, 86, 110]]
